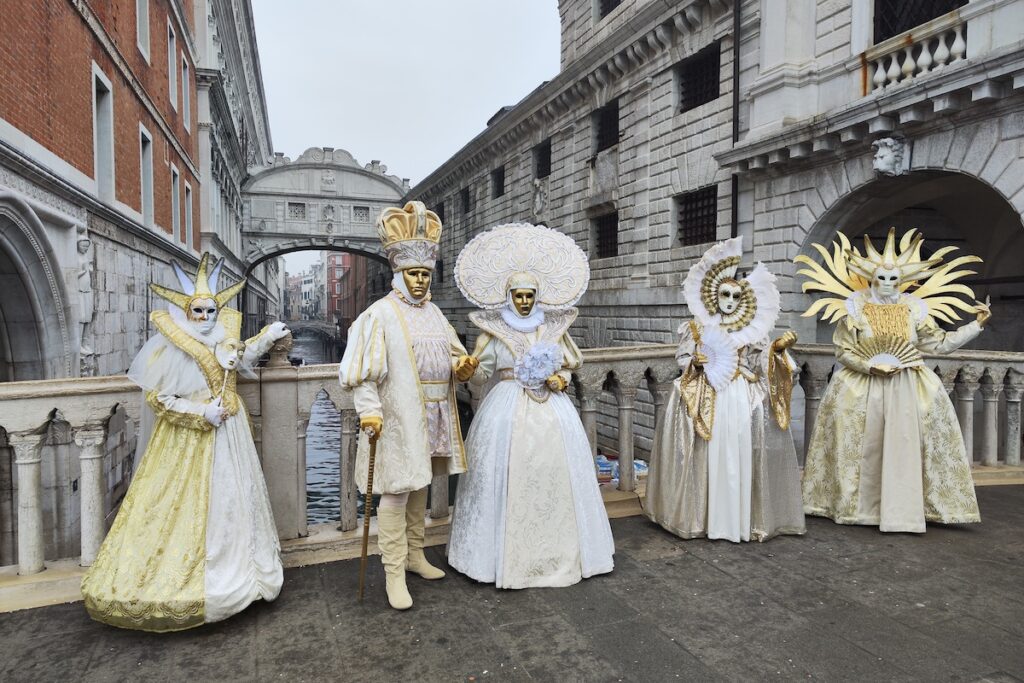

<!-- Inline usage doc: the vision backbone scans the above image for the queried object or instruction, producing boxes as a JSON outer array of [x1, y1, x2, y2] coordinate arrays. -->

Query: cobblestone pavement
[[2, 486, 1023, 682]]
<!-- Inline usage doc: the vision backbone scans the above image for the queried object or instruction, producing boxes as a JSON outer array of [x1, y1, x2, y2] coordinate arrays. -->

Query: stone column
[[1004, 370, 1023, 467], [614, 365, 646, 493], [338, 408, 358, 532], [11, 435, 44, 575], [955, 366, 982, 463], [979, 370, 1003, 467], [575, 367, 607, 460], [74, 425, 107, 567]]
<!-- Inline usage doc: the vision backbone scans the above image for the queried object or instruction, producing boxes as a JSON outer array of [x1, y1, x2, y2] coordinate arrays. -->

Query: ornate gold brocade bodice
[[862, 303, 912, 342]]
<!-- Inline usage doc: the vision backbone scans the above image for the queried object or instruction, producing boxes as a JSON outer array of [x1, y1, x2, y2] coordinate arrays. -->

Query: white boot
[[405, 487, 445, 580], [376, 506, 413, 610]]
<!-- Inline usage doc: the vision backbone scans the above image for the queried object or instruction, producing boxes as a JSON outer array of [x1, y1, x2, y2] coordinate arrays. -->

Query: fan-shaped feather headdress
[[150, 252, 246, 313], [795, 228, 981, 324]]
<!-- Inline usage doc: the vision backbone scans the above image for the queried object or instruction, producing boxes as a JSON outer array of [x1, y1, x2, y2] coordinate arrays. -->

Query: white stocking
[[379, 492, 410, 508]]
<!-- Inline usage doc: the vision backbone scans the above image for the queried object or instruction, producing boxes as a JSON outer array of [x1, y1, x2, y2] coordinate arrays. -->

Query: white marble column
[[74, 425, 107, 567], [11, 435, 44, 575], [339, 408, 359, 532], [1004, 371, 1023, 467], [978, 371, 1002, 467], [955, 367, 982, 463]]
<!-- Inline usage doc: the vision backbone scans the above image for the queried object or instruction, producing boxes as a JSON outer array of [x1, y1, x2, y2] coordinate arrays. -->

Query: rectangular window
[[181, 58, 191, 131], [139, 125, 154, 226], [592, 211, 619, 259], [184, 183, 193, 247], [288, 202, 306, 219], [352, 205, 370, 222], [460, 186, 472, 214], [534, 138, 552, 179], [594, 99, 619, 153], [434, 201, 445, 224], [676, 186, 718, 246], [676, 42, 721, 114], [167, 23, 177, 110], [873, 0, 967, 44], [136, 0, 150, 60], [92, 68, 115, 202], [335, 282, 342, 294], [335, 267, 343, 278], [491, 166, 506, 199], [597, 0, 623, 20], [170, 165, 180, 240]]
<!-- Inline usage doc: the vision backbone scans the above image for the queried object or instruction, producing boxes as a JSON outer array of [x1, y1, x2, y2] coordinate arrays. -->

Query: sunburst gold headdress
[[796, 228, 981, 324], [150, 252, 246, 312]]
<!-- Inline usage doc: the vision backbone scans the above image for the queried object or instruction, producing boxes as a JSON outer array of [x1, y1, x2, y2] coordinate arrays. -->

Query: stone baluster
[[885, 53, 901, 85], [575, 367, 607, 460], [978, 369, 1003, 467], [798, 356, 832, 461], [900, 45, 915, 82], [933, 30, 951, 69], [10, 435, 44, 575], [74, 425, 107, 567], [338, 408, 358, 532], [613, 364, 646, 493], [1004, 369, 1024, 467], [950, 24, 966, 62], [916, 38, 934, 74], [872, 58, 887, 92], [954, 366, 982, 463]]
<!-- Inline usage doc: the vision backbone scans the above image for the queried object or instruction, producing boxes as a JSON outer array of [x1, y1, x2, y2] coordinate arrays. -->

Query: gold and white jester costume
[[338, 201, 476, 610], [644, 236, 805, 543], [797, 228, 991, 533], [447, 222, 614, 588], [81, 254, 289, 631]]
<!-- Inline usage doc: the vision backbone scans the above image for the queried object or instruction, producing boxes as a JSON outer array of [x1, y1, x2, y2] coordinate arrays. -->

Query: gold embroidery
[[679, 365, 715, 441], [146, 392, 214, 432], [151, 311, 241, 415], [862, 303, 912, 341]]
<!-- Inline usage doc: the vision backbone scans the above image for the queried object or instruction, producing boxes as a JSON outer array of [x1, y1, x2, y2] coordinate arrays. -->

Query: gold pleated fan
[[851, 335, 924, 369]]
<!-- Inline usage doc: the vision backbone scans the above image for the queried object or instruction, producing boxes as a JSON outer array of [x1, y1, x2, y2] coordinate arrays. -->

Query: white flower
[[514, 341, 563, 390]]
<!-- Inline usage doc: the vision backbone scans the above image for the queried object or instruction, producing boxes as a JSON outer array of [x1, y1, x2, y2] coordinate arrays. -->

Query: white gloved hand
[[268, 321, 290, 341], [203, 398, 227, 427]]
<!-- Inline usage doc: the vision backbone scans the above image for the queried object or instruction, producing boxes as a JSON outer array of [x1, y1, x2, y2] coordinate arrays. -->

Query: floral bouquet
[[514, 341, 563, 390]]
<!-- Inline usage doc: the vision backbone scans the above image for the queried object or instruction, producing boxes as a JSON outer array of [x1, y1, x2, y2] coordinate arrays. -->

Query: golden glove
[[454, 355, 479, 382], [546, 375, 568, 392], [360, 415, 383, 444], [772, 330, 798, 352]]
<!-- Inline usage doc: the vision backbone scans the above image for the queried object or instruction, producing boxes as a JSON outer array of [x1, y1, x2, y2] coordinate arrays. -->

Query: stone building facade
[[0, 0, 282, 381], [406, 0, 1024, 456]]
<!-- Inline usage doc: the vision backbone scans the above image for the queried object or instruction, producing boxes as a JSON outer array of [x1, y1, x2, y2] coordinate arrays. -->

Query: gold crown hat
[[150, 252, 246, 316], [377, 201, 442, 271]]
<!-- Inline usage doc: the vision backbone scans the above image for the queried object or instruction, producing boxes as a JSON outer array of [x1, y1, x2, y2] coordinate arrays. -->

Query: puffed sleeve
[[243, 325, 278, 367], [470, 335, 498, 386], [338, 311, 387, 418], [555, 332, 583, 383], [916, 318, 981, 355]]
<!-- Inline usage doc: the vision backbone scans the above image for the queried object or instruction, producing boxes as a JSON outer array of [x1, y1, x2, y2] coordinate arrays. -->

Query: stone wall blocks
[[961, 124, 999, 176]]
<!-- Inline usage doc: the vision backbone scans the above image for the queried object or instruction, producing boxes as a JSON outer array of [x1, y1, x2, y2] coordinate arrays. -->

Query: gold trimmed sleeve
[[146, 392, 214, 432]]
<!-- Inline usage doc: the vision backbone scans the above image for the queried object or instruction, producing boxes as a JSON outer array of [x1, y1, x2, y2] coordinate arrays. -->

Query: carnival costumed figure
[[338, 201, 477, 610], [644, 237, 805, 543], [447, 223, 614, 588], [797, 228, 991, 533], [81, 254, 289, 631]]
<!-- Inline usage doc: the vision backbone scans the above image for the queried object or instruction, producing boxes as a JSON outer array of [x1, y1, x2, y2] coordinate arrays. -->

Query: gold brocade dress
[[802, 294, 982, 533]]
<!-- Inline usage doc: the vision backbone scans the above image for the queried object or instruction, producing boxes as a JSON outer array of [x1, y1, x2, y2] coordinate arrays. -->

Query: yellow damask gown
[[81, 310, 282, 631], [802, 293, 982, 533]]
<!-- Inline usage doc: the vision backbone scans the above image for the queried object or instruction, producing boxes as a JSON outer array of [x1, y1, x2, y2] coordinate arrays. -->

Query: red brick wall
[[0, 0, 199, 250]]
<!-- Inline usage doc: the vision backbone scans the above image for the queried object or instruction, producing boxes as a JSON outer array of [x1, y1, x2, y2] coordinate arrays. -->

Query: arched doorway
[[798, 171, 1024, 350], [0, 198, 73, 380]]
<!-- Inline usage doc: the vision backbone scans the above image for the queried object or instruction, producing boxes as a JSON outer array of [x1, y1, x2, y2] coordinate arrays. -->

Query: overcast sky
[[251, 1, 561, 274]]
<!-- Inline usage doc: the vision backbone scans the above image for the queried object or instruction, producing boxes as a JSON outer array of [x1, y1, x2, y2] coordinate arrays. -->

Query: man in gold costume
[[81, 254, 290, 631], [798, 228, 992, 533], [338, 201, 477, 610]]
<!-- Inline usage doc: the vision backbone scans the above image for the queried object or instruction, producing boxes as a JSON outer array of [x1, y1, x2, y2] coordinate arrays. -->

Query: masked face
[[717, 281, 742, 315], [402, 267, 432, 299], [215, 339, 244, 370], [510, 288, 536, 317], [872, 266, 901, 298], [187, 297, 218, 334]]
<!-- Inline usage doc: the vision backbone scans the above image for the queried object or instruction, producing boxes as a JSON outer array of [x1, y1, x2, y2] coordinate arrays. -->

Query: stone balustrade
[[1, 340, 1022, 576], [867, 11, 966, 93]]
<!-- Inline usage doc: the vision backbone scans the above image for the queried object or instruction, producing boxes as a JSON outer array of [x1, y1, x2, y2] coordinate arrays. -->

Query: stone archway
[[0, 194, 73, 380]]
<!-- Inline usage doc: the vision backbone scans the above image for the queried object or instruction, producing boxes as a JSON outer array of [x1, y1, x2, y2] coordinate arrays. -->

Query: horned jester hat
[[150, 252, 246, 338]]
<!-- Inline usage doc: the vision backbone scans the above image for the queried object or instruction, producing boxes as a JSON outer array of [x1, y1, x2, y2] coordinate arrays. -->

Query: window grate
[[491, 166, 505, 199], [676, 42, 721, 114], [593, 212, 619, 259], [598, 0, 622, 19], [594, 99, 620, 153], [676, 186, 718, 246], [534, 138, 552, 179], [288, 202, 306, 220], [352, 205, 369, 222], [873, 0, 967, 44], [461, 187, 472, 214], [434, 201, 445, 225]]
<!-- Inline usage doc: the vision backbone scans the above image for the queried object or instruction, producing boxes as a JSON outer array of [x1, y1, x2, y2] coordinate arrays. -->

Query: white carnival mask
[[215, 338, 244, 370], [717, 280, 743, 315], [872, 265, 901, 298]]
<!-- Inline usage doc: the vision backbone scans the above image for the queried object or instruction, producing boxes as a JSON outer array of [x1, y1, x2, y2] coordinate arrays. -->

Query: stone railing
[[867, 10, 966, 93], [1, 341, 1022, 575]]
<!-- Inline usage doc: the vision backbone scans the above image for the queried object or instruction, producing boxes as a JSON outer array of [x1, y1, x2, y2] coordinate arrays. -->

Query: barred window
[[491, 166, 505, 199], [592, 211, 619, 259], [676, 186, 718, 246], [873, 0, 967, 44], [352, 206, 370, 222], [534, 138, 552, 179], [287, 202, 306, 220], [597, 0, 622, 20], [434, 201, 445, 224], [461, 187, 472, 214], [676, 42, 721, 114], [594, 99, 620, 153]]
